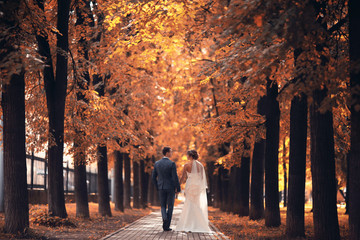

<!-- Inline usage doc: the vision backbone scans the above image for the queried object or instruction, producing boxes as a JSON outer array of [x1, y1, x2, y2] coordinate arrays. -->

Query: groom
[[152, 147, 181, 231]]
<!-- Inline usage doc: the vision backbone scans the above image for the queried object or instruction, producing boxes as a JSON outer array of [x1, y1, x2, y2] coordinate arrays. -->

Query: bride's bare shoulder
[[183, 162, 191, 171]]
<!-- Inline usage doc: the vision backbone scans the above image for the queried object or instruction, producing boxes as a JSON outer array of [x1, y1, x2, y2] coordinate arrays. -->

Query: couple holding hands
[[152, 147, 211, 233]]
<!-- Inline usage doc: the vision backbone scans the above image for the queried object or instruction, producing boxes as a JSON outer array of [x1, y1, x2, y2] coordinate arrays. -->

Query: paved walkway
[[100, 205, 229, 240]]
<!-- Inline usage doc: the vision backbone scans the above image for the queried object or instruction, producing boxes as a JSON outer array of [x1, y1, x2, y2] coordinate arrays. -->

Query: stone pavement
[[100, 204, 229, 240]]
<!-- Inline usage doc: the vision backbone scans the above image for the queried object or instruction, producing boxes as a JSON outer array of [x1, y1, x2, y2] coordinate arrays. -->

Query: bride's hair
[[187, 150, 199, 160]]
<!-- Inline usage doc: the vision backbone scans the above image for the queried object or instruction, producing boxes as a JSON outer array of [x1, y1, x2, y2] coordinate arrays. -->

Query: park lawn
[[208, 205, 350, 240], [0, 202, 152, 239]]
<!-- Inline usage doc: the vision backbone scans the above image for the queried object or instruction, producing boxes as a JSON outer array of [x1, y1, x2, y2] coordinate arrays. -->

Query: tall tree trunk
[[264, 79, 281, 227], [345, 153, 350, 215], [282, 138, 287, 207], [114, 151, 124, 212], [149, 157, 160, 206], [1, 74, 29, 233], [286, 93, 307, 237], [230, 166, 239, 214], [349, 0, 360, 238], [74, 148, 89, 218], [207, 161, 215, 206], [1, 1, 29, 233], [46, 0, 71, 218], [97, 145, 112, 217], [214, 168, 222, 208], [220, 167, 230, 212], [124, 153, 132, 208], [72, 0, 94, 219], [2, 74, 29, 233], [250, 139, 265, 220], [140, 159, 149, 209], [133, 160, 141, 208], [250, 97, 266, 220], [310, 88, 340, 240], [238, 155, 250, 216]]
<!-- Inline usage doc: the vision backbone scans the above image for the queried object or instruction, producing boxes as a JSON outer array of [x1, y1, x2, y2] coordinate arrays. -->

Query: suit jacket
[[152, 157, 181, 192]]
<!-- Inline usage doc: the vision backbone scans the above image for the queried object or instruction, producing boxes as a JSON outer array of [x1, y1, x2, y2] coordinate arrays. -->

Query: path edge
[[99, 212, 156, 240]]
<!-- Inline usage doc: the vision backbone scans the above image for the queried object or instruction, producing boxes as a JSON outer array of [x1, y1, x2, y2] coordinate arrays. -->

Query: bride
[[176, 150, 212, 233]]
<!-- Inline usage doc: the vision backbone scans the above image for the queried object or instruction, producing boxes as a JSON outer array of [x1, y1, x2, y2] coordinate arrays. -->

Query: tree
[[264, 78, 281, 227], [74, 151, 89, 218], [124, 153, 132, 208], [133, 159, 141, 208], [250, 97, 266, 220], [114, 151, 124, 212], [97, 145, 112, 216], [348, 0, 360, 238], [72, 0, 94, 219], [1, 69, 29, 234], [238, 140, 251, 216], [250, 138, 265, 220], [282, 138, 287, 207], [1, 0, 29, 232], [140, 159, 149, 209], [45, 0, 71, 218], [310, 87, 340, 240], [286, 92, 307, 237]]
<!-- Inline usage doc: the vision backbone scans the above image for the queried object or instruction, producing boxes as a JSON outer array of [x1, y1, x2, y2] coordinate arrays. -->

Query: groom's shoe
[[164, 228, 172, 231], [162, 220, 168, 231]]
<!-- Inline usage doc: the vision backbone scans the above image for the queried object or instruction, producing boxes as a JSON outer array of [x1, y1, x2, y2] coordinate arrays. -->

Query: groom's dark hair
[[162, 147, 171, 156]]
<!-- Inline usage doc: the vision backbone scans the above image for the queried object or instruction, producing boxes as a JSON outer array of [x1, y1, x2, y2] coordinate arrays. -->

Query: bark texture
[[124, 153, 132, 208], [46, 0, 71, 218], [97, 146, 112, 217], [349, 0, 360, 238], [133, 160, 141, 208], [286, 94, 307, 237], [114, 151, 124, 212], [264, 79, 281, 227], [2, 74, 29, 233], [0, 0, 29, 233], [310, 88, 340, 240]]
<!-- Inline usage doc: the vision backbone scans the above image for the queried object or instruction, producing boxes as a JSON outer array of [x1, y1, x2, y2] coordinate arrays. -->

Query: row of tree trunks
[[349, 0, 360, 239]]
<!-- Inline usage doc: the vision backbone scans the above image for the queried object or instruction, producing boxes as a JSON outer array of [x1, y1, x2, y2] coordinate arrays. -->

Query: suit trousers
[[158, 189, 175, 229]]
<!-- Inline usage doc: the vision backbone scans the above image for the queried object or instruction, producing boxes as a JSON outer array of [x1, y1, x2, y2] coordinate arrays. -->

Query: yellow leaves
[[173, 86, 184, 90], [200, 77, 210, 85]]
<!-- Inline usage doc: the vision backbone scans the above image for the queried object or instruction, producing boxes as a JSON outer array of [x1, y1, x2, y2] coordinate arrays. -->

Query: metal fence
[[26, 153, 99, 194]]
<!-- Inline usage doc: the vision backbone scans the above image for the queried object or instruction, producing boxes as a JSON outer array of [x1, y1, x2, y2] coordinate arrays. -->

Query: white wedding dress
[[176, 160, 212, 233]]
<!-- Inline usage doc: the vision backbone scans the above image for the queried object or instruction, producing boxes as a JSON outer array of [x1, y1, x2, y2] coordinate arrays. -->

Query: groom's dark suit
[[152, 157, 181, 230]]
